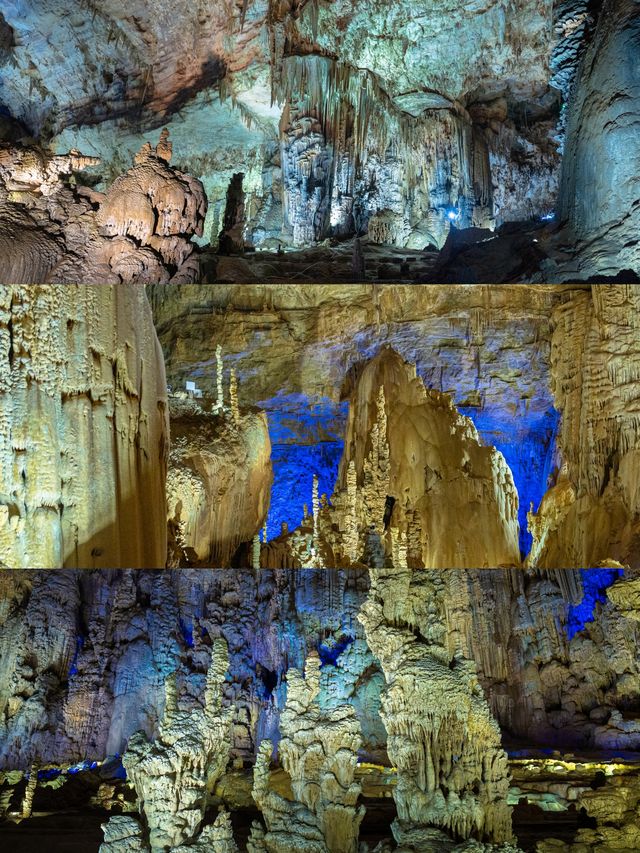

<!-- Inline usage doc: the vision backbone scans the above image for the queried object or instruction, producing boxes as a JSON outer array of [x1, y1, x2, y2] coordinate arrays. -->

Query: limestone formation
[[250, 652, 365, 853], [261, 347, 520, 569], [166, 391, 272, 568], [527, 286, 640, 568], [359, 568, 514, 849], [558, 0, 640, 277], [0, 133, 206, 283], [0, 285, 168, 569], [103, 638, 235, 852]]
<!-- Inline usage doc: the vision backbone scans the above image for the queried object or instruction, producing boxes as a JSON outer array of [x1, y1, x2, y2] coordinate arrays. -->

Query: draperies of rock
[[249, 652, 364, 853], [527, 285, 640, 568], [358, 567, 514, 849], [0, 285, 168, 569]]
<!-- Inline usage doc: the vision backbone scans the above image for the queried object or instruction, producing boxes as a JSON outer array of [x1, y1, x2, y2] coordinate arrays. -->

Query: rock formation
[[101, 638, 235, 852], [167, 388, 272, 568], [0, 285, 168, 569], [527, 286, 640, 568], [249, 652, 364, 853], [557, 0, 640, 277], [0, 132, 206, 283], [359, 567, 514, 849], [260, 347, 520, 569]]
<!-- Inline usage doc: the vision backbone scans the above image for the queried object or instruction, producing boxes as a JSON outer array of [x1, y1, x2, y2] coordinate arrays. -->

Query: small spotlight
[[447, 208, 460, 221], [541, 212, 555, 221]]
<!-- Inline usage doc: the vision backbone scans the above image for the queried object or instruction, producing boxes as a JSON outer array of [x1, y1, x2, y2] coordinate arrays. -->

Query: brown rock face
[[335, 347, 520, 568], [0, 134, 206, 284], [167, 402, 273, 568], [528, 285, 640, 568], [0, 285, 168, 569]]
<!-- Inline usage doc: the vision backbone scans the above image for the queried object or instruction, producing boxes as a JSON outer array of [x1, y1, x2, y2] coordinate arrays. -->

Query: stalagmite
[[230, 367, 240, 424], [20, 763, 38, 818], [251, 652, 365, 853], [312, 473, 320, 545], [102, 638, 235, 852], [358, 568, 515, 850], [214, 344, 225, 414]]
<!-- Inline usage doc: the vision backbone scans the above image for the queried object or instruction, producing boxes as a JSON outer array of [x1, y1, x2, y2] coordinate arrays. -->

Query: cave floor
[[203, 238, 440, 283]]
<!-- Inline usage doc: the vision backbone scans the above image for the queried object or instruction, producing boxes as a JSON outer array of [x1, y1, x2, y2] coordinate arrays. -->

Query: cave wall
[[558, 0, 640, 274], [529, 285, 640, 567], [150, 284, 565, 555], [1, 568, 638, 770], [0, 285, 168, 569]]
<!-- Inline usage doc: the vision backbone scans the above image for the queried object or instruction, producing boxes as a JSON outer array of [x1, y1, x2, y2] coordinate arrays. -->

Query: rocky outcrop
[[249, 652, 364, 853], [0, 133, 206, 283], [527, 286, 640, 568], [151, 284, 562, 558], [101, 638, 235, 853], [167, 396, 272, 568], [359, 567, 514, 849], [0, 285, 168, 569], [261, 347, 519, 569]]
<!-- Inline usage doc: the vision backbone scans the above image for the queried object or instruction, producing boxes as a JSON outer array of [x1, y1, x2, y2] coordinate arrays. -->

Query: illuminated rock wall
[[0, 135, 206, 284], [359, 567, 514, 846], [528, 285, 640, 568], [0, 285, 168, 569], [250, 653, 364, 853], [150, 284, 561, 557], [558, 0, 640, 275], [167, 400, 272, 567], [2, 568, 639, 771], [105, 639, 234, 852]]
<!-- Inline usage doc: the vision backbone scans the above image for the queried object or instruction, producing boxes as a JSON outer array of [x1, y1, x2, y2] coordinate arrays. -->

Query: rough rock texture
[[359, 567, 514, 848], [0, 569, 385, 769], [336, 348, 520, 568], [151, 284, 563, 558], [2, 567, 640, 809], [0, 134, 206, 283], [167, 397, 272, 568], [528, 286, 640, 568], [0, 1, 568, 257], [261, 347, 520, 569], [557, 0, 640, 276], [101, 638, 234, 852], [249, 652, 364, 853], [0, 285, 168, 569]]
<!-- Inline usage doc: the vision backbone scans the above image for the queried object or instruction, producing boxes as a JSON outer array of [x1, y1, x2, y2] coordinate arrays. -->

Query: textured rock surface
[[260, 347, 520, 569], [102, 638, 234, 852], [167, 397, 272, 568], [0, 1, 572, 260], [557, 0, 640, 276], [528, 286, 640, 568], [151, 284, 563, 557], [0, 135, 206, 283], [250, 652, 364, 853], [0, 285, 168, 569], [4, 569, 638, 778], [359, 567, 514, 847]]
